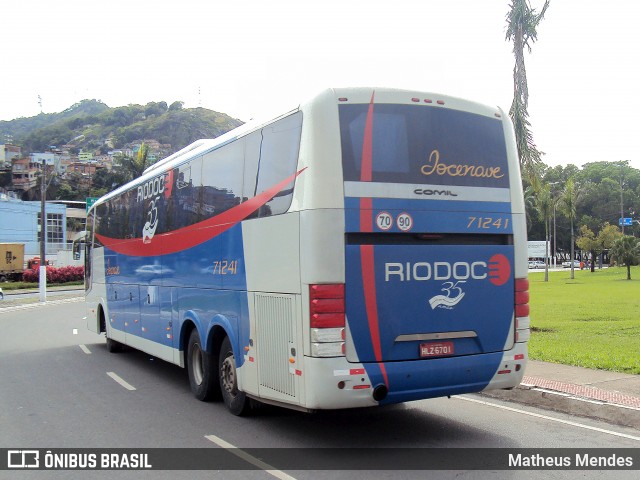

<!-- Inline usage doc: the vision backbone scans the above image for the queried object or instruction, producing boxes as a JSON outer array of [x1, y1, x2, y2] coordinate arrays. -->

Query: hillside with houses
[[0, 100, 243, 202]]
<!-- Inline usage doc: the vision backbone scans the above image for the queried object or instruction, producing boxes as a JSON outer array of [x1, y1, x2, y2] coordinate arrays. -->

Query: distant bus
[[85, 87, 529, 415]]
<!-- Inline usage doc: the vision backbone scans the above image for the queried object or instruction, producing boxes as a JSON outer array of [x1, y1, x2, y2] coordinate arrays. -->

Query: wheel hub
[[191, 344, 203, 385], [221, 355, 237, 396]]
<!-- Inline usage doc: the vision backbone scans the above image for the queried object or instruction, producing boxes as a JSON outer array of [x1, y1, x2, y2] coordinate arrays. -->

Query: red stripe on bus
[[357, 93, 388, 387], [360, 244, 389, 387], [358, 94, 375, 232], [95, 168, 307, 257], [359, 92, 375, 182], [360, 198, 373, 232]]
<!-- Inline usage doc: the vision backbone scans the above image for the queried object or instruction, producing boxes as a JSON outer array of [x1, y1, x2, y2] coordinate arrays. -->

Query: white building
[[30, 152, 65, 175], [0, 195, 69, 259]]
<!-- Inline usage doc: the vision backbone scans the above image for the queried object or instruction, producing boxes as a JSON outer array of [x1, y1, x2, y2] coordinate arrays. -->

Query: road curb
[[480, 384, 640, 430], [0, 295, 83, 311]]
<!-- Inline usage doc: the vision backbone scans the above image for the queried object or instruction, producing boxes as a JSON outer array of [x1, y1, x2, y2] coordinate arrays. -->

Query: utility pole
[[620, 165, 625, 235], [548, 182, 559, 267], [39, 161, 47, 302]]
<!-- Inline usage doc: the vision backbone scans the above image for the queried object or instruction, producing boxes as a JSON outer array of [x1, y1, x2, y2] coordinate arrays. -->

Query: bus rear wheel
[[219, 336, 251, 416], [187, 329, 219, 401]]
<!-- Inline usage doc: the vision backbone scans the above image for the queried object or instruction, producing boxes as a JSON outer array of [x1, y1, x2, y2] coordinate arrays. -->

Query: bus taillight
[[310, 284, 346, 357], [514, 278, 530, 343]]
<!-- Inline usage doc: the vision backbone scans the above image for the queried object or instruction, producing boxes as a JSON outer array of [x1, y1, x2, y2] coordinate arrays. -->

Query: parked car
[[562, 260, 581, 268], [528, 260, 546, 269]]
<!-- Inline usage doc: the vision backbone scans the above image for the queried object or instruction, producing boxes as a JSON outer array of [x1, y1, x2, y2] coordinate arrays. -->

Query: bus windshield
[[339, 104, 509, 189]]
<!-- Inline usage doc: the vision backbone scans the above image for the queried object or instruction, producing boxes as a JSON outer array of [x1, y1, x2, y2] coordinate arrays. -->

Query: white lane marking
[[205, 434, 297, 480], [106, 372, 136, 391], [457, 395, 640, 442], [79, 344, 91, 354]]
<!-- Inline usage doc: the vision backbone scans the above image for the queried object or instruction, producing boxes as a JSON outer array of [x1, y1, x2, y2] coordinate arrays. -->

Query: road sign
[[527, 240, 549, 258], [619, 217, 633, 226], [86, 197, 99, 212]]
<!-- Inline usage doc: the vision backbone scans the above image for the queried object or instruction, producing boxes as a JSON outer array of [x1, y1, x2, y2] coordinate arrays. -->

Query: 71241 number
[[467, 216, 510, 230]]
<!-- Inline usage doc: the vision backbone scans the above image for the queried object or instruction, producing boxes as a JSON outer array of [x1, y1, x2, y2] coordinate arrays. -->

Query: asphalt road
[[0, 300, 638, 479]]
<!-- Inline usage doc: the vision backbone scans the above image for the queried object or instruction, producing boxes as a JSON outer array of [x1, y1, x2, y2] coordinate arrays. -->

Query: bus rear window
[[339, 104, 509, 188]]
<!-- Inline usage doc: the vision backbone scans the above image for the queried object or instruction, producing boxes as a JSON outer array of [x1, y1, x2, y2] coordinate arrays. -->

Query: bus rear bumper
[[300, 343, 527, 409], [377, 347, 526, 406]]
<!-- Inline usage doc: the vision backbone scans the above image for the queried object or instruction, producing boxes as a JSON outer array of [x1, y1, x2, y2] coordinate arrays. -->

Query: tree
[[119, 142, 150, 181], [609, 235, 640, 280], [524, 161, 640, 252], [558, 178, 578, 278], [523, 185, 537, 232], [576, 161, 640, 229], [0, 170, 11, 188], [145, 101, 168, 117], [576, 223, 620, 272], [597, 223, 623, 259], [54, 182, 78, 201], [169, 101, 184, 111], [91, 167, 129, 192], [505, 0, 550, 178], [534, 183, 553, 281]]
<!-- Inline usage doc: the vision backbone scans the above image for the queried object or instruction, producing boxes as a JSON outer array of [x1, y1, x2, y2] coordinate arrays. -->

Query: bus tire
[[187, 329, 219, 401], [219, 336, 251, 416]]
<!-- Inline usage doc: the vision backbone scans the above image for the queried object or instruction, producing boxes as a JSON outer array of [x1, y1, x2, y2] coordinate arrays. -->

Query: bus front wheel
[[187, 329, 219, 401], [219, 336, 251, 416]]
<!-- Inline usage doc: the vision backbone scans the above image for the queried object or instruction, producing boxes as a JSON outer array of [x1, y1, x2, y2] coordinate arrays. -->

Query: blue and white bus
[[85, 87, 530, 415]]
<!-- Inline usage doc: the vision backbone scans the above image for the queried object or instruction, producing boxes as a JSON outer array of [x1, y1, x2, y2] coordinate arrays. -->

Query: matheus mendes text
[[509, 453, 633, 468]]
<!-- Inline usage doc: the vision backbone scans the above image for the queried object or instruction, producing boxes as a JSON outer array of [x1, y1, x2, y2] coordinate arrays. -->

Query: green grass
[[528, 266, 640, 374]]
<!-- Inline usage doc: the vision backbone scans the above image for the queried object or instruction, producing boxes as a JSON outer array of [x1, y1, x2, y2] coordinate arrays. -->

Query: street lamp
[[620, 171, 625, 235], [548, 182, 560, 267]]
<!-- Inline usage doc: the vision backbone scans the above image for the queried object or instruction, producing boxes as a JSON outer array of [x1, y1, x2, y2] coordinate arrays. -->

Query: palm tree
[[505, 0, 550, 178], [534, 184, 553, 281], [120, 142, 150, 181], [558, 178, 578, 279], [610, 235, 640, 280], [523, 185, 537, 232]]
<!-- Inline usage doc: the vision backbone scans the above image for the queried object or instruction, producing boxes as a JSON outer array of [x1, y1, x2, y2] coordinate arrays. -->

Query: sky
[[2, 0, 639, 169]]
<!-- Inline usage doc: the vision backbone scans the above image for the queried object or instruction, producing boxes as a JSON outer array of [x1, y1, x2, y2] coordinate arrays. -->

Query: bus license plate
[[420, 342, 454, 358]]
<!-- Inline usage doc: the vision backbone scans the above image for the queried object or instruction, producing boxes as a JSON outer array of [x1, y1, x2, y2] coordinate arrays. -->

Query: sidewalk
[[0, 285, 84, 309], [482, 359, 640, 429]]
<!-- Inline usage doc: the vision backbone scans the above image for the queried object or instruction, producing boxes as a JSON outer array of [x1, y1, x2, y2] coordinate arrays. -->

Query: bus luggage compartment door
[[344, 242, 514, 363]]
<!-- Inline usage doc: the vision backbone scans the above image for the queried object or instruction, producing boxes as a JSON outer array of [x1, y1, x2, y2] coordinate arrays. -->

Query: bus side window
[[249, 111, 302, 218], [242, 131, 263, 219], [201, 140, 244, 219], [181, 157, 204, 227]]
